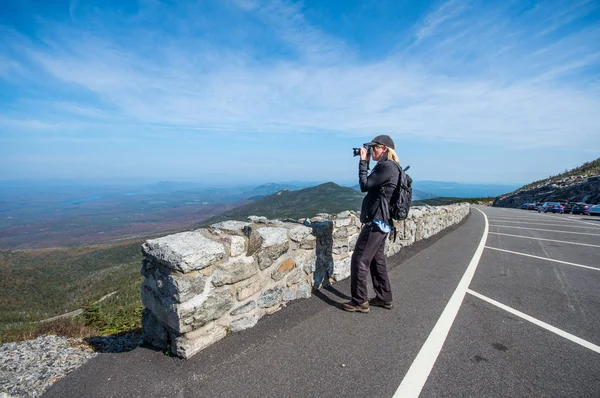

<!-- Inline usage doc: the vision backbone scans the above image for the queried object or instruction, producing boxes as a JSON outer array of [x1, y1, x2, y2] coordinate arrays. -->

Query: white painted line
[[489, 225, 600, 236], [394, 208, 489, 398], [484, 246, 600, 272], [487, 216, 590, 225], [488, 232, 600, 248], [488, 220, 600, 230], [570, 218, 600, 227], [467, 290, 600, 355]]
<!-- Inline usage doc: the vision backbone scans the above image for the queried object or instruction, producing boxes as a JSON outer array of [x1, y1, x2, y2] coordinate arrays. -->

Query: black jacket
[[359, 159, 400, 224]]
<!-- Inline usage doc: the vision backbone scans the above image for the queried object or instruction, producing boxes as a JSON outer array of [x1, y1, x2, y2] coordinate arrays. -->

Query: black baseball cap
[[363, 134, 395, 149]]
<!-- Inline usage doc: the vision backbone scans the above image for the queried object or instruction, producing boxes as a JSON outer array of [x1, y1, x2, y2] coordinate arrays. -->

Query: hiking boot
[[369, 297, 393, 309], [342, 301, 370, 313]]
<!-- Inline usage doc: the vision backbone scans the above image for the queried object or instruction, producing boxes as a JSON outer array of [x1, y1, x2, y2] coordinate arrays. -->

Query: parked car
[[571, 203, 591, 215], [589, 205, 600, 216], [527, 203, 538, 210], [538, 202, 564, 213], [563, 202, 575, 214], [520, 203, 529, 210]]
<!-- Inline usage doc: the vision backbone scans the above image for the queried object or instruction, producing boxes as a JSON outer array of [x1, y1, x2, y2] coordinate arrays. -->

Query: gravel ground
[[0, 333, 142, 398]]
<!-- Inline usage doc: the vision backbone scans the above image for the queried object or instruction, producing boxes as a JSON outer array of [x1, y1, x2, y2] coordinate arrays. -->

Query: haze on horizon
[[1, 0, 599, 186]]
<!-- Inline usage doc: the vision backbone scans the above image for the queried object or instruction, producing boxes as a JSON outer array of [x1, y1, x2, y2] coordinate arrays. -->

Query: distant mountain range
[[200, 182, 365, 225], [240, 182, 316, 200], [199, 181, 490, 226]]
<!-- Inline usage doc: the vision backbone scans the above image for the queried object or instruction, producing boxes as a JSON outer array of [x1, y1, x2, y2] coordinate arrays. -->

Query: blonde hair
[[386, 147, 400, 164]]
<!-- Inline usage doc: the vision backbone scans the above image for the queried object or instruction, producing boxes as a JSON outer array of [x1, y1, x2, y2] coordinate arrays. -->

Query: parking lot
[[416, 206, 600, 397]]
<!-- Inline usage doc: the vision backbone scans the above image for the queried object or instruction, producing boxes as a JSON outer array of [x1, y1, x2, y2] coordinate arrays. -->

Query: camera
[[353, 144, 373, 157]]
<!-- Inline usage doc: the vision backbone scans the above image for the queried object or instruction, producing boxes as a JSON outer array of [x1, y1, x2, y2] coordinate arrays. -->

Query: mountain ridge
[[493, 157, 600, 207]]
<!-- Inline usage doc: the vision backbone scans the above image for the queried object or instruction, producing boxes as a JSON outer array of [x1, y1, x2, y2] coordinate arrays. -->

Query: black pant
[[350, 223, 393, 304]]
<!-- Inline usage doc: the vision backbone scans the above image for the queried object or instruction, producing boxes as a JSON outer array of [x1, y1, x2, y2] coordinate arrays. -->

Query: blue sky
[[1, 0, 599, 186]]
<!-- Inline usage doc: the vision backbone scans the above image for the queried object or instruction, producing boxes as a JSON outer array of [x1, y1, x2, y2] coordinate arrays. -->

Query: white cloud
[[2, 0, 599, 151]]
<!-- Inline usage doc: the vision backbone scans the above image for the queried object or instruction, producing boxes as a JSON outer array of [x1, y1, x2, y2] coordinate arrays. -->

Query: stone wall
[[140, 204, 470, 358]]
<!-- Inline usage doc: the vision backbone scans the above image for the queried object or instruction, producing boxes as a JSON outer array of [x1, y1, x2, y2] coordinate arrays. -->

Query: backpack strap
[[378, 160, 402, 228]]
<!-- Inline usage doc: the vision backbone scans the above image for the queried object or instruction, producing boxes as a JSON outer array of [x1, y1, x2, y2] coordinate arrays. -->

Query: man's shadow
[[312, 285, 351, 309]]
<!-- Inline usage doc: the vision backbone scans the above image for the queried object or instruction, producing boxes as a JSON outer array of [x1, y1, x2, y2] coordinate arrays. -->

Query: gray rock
[[248, 215, 268, 223], [142, 232, 226, 273], [257, 227, 289, 247], [255, 242, 289, 270], [288, 225, 313, 242], [235, 277, 266, 301], [243, 226, 263, 256], [210, 220, 250, 233], [212, 256, 258, 287], [229, 314, 260, 332], [271, 257, 295, 281], [181, 290, 235, 330], [219, 235, 246, 257], [142, 309, 169, 349], [332, 257, 351, 281], [140, 259, 155, 277], [141, 284, 234, 333], [171, 323, 227, 359], [296, 281, 312, 299], [285, 268, 304, 286], [153, 269, 206, 303], [300, 234, 317, 250], [258, 286, 284, 308], [295, 250, 317, 274], [230, 300, 257, 316]]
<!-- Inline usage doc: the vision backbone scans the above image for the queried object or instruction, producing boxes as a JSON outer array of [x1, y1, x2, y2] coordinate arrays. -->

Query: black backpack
[[390, 164, 412, 220], [381, 163, 412, 241]]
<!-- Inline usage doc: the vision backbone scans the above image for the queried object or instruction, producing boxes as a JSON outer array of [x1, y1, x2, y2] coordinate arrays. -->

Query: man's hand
[[360, 147, 370, 161]]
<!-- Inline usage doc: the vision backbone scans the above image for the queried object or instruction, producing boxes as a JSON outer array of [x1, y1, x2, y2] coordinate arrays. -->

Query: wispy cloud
[[1, 0, 599, 151]]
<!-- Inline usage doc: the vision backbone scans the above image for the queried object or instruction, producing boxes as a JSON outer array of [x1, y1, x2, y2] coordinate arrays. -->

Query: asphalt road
[[44, 207, 600, 397]]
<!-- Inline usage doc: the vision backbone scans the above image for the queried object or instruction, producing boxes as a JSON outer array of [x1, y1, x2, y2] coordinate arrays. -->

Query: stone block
[[235, 277, 266, 301], [332, 257, 351, 281], [333, 217, 352, 227], [255, 242, 289, 270], [154, 268, 207, 304], [142, 309, 169, 349], [257, 227, 289, 247], [296, 281, 312, 299], [212, 256, 258, 287], [181, 290, 235, 331], [288, 225, 313, 242], [285, 268, 303, 286], [171, 322, 228, 359], [230, 300, 257, 316], [258, 285, 284, 308], [229, 314, 260, 332], [219, 235, 246, 257], [333, 228, 348, 239], [271, 257, 295, 281], [282, 288, 297, 301], [142, 231, 226, 273], [282, 281, 311, 301], [243, 226, 263, 256], [300, 235, 316, 250], [142, 283, 234, 333], [332, 239, 349, 255], [210, 220, 250, 234], [248, 215, 268, 223], [295, 250, 317, 274], [141, 259, 155, 277]]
